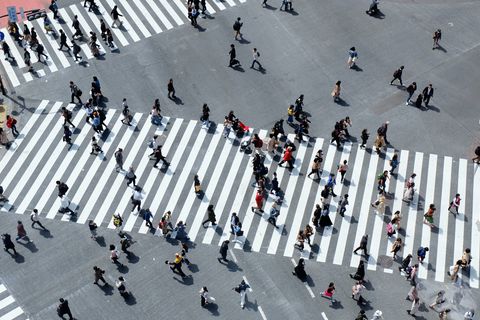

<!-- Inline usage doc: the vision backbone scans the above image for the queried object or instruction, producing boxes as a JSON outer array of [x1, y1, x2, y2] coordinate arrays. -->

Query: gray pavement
[[1, 0, 480, 319]]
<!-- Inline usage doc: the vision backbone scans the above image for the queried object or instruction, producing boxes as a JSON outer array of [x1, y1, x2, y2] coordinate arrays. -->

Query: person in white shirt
[[251, 48, 263, 70]]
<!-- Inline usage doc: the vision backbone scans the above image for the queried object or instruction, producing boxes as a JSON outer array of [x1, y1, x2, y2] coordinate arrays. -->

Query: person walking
[[57, 298, 73, 320], [167, 253, 187, 278], [432, 29, 442, 49], [36, 43, 48, 62], [377, 121, 390, 145], [326, 173, 337, 197], [71, 40, 82, 61], [121, 99, 132, 126], [233, 280, 250, 309], [406, 82, 417, 105], [399, 254, 413, 273], [69, 81, 82, 104], [417, 246, 429, 264], [251, 188, 265, 213], [88, 220, 98, 240], [230, 212, 240, 234], [126, 166, 136, 187], [61, 107, 75, 128], [371, 190, 386, 215], [337, 194, 349, 217], [16, 221, 30, 242], [111, 5, 123, 28], [93, 266, 106, 285], [338, 159, 348, 183], [390, 66, 404, 86], [218, 240, 229, 263], [6, 115, 19, 137], [228, 44, 239, 67], [201, 103, 210, 128], [23, 48, 34, 73], [90, 136, 103, 155], [351, 281, 366, 305], [167, 79, 176, 99], [321, 282, 336, 303], [56, 180, 69, 198], [142, 208, 154, 230], [407, 298, 420, 317], [422, 84, 434, 107], [278, 146, 294, 169], [113, 213, 123, 233], [429, 290, 446, 309], [1, 42, 14, 61], [199, 287, 216, 307], [72, 15, 83, 39], [131, 186, 143, 213], [389, 152, 399, 175], [250, 48, 263, 70], [153, 145, 169, 168], [347, 47, 358, 69], [350, 260, 366, 281], [448, 193, 461, 215], [307, 157, 322, 179], [109, 244, 124, 267], [58, 29, 70, 51], [30, 209, 47, 230], [202, 205, 217, 228], [2, 233, 16, 255], [114, 148, 124, 172], [233, 17, 243, 40], [353, 234, 369, 258], [423, 204, 436, 228], [391, 238, 402, 260], [331, 81, 341, 102]]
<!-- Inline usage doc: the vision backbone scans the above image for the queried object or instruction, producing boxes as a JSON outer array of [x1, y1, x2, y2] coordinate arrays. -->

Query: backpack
[[475, 146, 480, 156], [233, 21, 241, 31], [393, 69, 400, 78], [122, 108, 129, 116]]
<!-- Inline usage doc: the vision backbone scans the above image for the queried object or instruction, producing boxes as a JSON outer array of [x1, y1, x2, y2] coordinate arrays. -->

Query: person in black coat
[[292, 258, 307, 281], [350, 260, 366, 281], [57, 298, 73, 319], [218, 240, 229, 263], [2, 233, 16, 255]]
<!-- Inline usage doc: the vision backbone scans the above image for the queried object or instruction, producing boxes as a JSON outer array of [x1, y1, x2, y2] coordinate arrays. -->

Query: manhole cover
[[377, 255, 393, 268]]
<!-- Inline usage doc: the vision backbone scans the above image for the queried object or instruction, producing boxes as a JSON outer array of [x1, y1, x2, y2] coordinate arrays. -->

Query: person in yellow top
[[166, 253, 187, 278], [287, 105, 295, 124]]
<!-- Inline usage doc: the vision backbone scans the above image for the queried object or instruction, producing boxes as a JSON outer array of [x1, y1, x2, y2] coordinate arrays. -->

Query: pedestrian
[[1, 233, 16, 255], [406, 82, 417, 105], [230, 212, 240, 234], [111, 5, 123, 28], [448, 193, 461, 215], [304, 224, 314, 245], [423, 204, 436, 228], [319, 207, 333, 228], [1, 41, 14, 61], [377, 121, 390, 145], [307, 157, 322, 179], [233, 17, 243, 40], [0, 186, 7, 202], [417, 246, 429, 264], [153, 145, 169, 168], [56, 180, 69, 198], [461, 248, 472, 268], [69, 81, 82, 105], [131, 186, 143, 213], [403, 173, 416, 202], [407, 298, 420, 317], [399, 253, 413, 273], [151, 100, 162, 125], [166, 253, 187, 278], [389, 152, 399, 175], [347, 47, 358, 69], [88, 220, 97, 240], [278, 146, 294, 169], [390, 66, 404, 86], [218, 240, 229, 263], [268, 197, 281, 228], [49, 0, 59, 19], [233, 280, 250, 309], [321, 282, 336, 303], [337, 194, 349, 217], [16, 220, 30, 242], [61, 107, 75, 128], [58, 29, 70, 51], [90, 136, 103, 155], [353, 234, 369, 257], [331, 81, 341, 102], [167, 79, 176, 99], [72, 40, 82, 61], [115, 276, 129, 297], [113, 213, 123, 233], [391, 238, 402, 260], [326, 173, 337, 197], [251, 188, 265, 213], [57, 298, 73, 320], [93, 266, 106, 285], [422, 84, 434, 107], [338, 159, 348, 183], [292, 257, 307, 280], [106, 28, 115, 50], [351, 281, 366, 305], [142, 208, 154, 230], [350, 260, 366, 281], [114, 148, 123, 172], [356, 310, 368, 320], [120, 101, 132, 127], [24, 48, 34, 72], [5, 115, 19, 137], [432, 29, 442, 49], [371, 190, 386, 215], [126, 166, 136, 187], [199, 287, 216, 307], [120, 235, 131, 254], [473, 145, 480, 164], [202, 205, 217, 228], [109, 244, 123, 266], [232, 222, 243, 244], [72, 15, 83, 39], [201, 103, 210, 128], [250, 48, 263, 70], [429, 290, 446, 310], [294, 230, 305, 252], [35, 43, 48, 62], [30, 209, 47, 230], [414, 93, 423, 109], [201, 0, 207, 14]]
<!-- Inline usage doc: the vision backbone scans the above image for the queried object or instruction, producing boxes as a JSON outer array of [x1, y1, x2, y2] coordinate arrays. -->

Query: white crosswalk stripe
[[0, 283, 26, 320], [0, 0, 247, 87], [1, 100, 479, 287]]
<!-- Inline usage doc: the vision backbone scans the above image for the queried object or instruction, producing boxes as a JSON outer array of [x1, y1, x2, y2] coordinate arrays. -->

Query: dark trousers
[[31, 220, 46, 229], [353, 245, 368, 256], [170, 264, 186, 277], [59, 41, 70, 51], [131, 200, 141, 212], [73, 51, 82, 61], [251, 59, 262, 69], [73, 29, 83, 39], [64, 118, 75, 127], [423, 96, 431, 106], [37, 51, 48, 62], [71, 93, 82, 104], [202, 218, 216, 227], [390, 76, 403, 86], [10, 125, 19, 136], [278, 159, 293, 168], [153, 156, 168, 167], [144, 219, 153, 229], [307, 169, 320, 179], [126, 177, 136, 187], [5, 246, 17, 255]]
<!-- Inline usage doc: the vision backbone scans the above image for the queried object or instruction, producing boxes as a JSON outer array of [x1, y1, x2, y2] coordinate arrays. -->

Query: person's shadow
[[169, 96, 184, 105], [433, 45, 447, 53]]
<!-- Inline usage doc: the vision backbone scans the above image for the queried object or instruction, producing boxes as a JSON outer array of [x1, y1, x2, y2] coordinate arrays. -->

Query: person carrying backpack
[[69, 81, 82, 104], [233, 17, 243, 40]]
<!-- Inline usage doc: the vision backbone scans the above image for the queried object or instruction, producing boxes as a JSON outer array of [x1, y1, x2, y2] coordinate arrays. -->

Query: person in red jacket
[[278, 146, 294, 169], [6, 115, 19, 137], [251, 189, 264, 213]]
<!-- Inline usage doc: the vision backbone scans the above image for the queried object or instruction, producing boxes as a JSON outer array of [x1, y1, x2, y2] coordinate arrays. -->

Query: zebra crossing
[[0, 100, 479, 287], [0, 0, 243, 88], [0, 282, 28, 320]]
